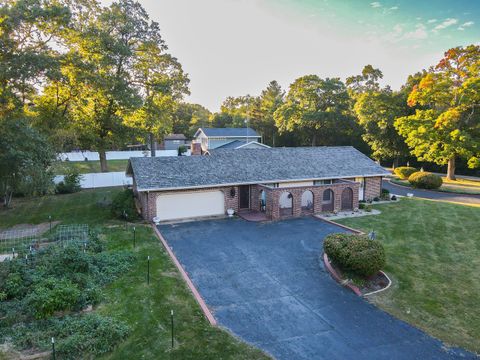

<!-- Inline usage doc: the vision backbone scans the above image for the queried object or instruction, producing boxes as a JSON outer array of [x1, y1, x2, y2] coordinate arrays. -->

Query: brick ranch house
[[126, 147, 389, 222]]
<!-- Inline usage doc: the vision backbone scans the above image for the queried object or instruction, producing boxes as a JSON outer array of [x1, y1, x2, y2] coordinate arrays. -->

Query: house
[[158, 134, 188, 150], [193, 127, 268, 151], [126, 146, 389, 222]]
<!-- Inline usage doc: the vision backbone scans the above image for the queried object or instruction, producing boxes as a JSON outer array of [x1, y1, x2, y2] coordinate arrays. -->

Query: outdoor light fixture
[[230, 188, 236, 197]]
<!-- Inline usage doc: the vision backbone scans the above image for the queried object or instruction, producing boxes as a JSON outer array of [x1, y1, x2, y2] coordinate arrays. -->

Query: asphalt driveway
[[383, 179, 480, 205], [159, 217, 476, 360]]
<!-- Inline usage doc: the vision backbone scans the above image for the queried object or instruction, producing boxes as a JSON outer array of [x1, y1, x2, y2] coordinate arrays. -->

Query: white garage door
[[156, 190, 225, 221]]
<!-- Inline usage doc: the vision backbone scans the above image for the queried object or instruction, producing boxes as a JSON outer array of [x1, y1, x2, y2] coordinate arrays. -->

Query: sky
[[120, 0, 479, 111]]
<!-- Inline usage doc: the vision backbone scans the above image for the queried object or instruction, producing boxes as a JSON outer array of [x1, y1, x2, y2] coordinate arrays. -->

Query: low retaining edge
[[152, 225, 217, 326], [323, 253, 362, 296]]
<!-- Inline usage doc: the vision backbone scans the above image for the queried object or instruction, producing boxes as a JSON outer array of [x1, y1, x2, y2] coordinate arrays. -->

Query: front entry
[[239, 185, 250, 209]]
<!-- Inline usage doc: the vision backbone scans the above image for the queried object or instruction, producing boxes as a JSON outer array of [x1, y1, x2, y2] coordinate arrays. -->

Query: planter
[[323, 253, 391, 296]]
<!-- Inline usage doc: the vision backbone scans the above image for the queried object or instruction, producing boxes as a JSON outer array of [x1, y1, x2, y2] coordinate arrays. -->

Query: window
[[323, 189, 332, 202], [314, 179, 332, 185]]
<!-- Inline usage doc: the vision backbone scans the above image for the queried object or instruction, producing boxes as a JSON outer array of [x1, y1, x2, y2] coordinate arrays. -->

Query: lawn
[[53, 159, 129, 174], [389, 176, 480, 195], [0, 189, 269, 359], [336, 198, 480, 353]]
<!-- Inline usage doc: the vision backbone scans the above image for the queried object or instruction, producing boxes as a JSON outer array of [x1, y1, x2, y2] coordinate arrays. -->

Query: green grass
[[336, 198, 480, 353], [389, 177, 480, 195], [53, 159, 129, 174], [0, 189, 269, 359]]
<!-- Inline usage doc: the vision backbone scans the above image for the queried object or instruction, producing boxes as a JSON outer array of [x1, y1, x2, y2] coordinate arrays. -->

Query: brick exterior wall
[[364, 176, 382, 200], [134, 177, 383, 221], [259, 181, 360, 221], [136, 186, 240, 221]]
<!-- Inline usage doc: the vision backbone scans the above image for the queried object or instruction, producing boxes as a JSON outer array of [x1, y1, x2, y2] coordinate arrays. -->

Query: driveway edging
[[151, 224, 217, 326], [323, 253, 362, 296]]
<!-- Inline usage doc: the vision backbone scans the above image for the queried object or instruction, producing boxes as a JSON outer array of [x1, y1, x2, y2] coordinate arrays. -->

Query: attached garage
[[156, 190, 225, 221]]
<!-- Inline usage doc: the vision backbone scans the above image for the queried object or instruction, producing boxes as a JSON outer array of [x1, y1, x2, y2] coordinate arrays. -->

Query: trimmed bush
[[408, 172, 442, 189], [324, 233, 386, 277], [111, 189, 138, 220], [394, 166, 418, 179]]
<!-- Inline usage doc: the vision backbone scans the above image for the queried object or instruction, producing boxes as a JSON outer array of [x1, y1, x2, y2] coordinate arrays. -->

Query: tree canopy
[[395, 45, 480, 179]]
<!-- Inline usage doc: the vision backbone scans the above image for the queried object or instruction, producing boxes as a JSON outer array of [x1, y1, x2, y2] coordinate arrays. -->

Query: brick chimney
[[191, 141, 202, 155]]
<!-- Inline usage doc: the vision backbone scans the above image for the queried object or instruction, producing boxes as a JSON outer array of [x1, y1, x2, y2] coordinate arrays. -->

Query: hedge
[[394, 166, 418, 180], [323, 233, 385, 277], [408, 172, 442, 189]]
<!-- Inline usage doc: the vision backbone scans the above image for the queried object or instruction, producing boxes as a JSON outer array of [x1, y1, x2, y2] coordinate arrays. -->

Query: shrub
[[56, 168, 82, 194], [394, 166, 418, 180], [111, 189, 138, 220], [381, 188, 390, 200], [56, 314, 130, 359], [26, 277, 81, 319], [177, 145, 187, 156], [408, 172, 442, 189], [324, 233, 385, 277]]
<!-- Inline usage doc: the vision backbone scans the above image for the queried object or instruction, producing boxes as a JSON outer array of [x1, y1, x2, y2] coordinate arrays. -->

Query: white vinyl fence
[[54, 172, 132, 189], [59, 150, 181, 161]]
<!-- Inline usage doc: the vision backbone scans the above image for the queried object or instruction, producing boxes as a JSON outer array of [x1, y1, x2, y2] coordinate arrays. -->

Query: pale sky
[[105, 0, 480, 111]]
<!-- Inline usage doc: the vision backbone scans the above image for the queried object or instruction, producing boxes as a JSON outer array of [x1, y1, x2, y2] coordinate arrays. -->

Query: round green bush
[[323, 233, 386, 277], [394, 166, 418, 179], [408, 172, 442, 189]]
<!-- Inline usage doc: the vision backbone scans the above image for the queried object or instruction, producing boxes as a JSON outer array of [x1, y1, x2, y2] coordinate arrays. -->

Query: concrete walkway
[[159, 217, 476, 360], [383, 179, 480, 205]]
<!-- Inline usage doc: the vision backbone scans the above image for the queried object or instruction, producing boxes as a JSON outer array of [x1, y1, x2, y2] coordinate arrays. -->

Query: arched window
[[301, 190, 314, 213], [279, 192, 293, 216]]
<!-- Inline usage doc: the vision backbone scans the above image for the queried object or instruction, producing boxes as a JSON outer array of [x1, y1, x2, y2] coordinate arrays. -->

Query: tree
[[274, 75, 355, 146], [0, 0, 70, 118], [0, 118, 55, 207], [354, 90, 410, 167], [346, 65, 383, 95], [395, 45, 480, 180], [44, 0, 188, 170], [257, 81, 284, 146], [172, 102, 211, 138]]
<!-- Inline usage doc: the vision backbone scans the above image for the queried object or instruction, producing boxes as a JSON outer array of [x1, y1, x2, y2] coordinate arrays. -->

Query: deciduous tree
[[395, 45, 480, 180]]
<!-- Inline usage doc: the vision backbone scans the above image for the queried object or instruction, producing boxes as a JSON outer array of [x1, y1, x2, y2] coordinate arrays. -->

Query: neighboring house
[[127, 146, 389, 222], [193, 127, 266, 150], [158, 134, 188, 150]]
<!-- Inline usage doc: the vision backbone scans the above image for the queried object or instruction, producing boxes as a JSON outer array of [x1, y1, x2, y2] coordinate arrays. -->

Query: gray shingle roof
[[214, 140, 248, 149], [199, 127, 260, 137], [127, 146, 390, 191]]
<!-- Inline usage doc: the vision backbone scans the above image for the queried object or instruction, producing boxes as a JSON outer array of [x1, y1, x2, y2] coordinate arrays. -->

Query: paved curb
[[322, 253, 362, 296], [151, 225, 217, 326], [313, 215, 365, 234]]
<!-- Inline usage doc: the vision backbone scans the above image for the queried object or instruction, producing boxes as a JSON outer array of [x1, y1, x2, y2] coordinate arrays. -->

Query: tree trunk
[[392, 156, 399, 169], [447, 156, 456, 180], [99, 149, 108, 172], [149, 132, 156, 157]]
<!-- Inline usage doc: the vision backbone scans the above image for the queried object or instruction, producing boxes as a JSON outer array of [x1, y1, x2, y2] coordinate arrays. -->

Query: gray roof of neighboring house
[[127, 146, 390, 191], [164, 134, 187, 140], [214, 140, 248, 149], [197, 127, 260, 138]]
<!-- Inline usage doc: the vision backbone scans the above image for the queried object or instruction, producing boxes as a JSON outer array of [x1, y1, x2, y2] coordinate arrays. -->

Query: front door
[[239, 185, 250, 209]]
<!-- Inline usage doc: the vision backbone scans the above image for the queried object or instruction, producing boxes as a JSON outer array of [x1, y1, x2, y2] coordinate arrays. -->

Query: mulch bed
[[325, 254, 390, 296]]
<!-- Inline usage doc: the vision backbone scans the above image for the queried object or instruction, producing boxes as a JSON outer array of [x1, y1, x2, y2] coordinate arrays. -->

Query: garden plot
[[0, 224, 88, 262]]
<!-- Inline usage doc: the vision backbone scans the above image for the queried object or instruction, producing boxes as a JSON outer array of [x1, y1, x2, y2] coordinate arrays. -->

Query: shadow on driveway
[[159, 217, 476, 360]]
